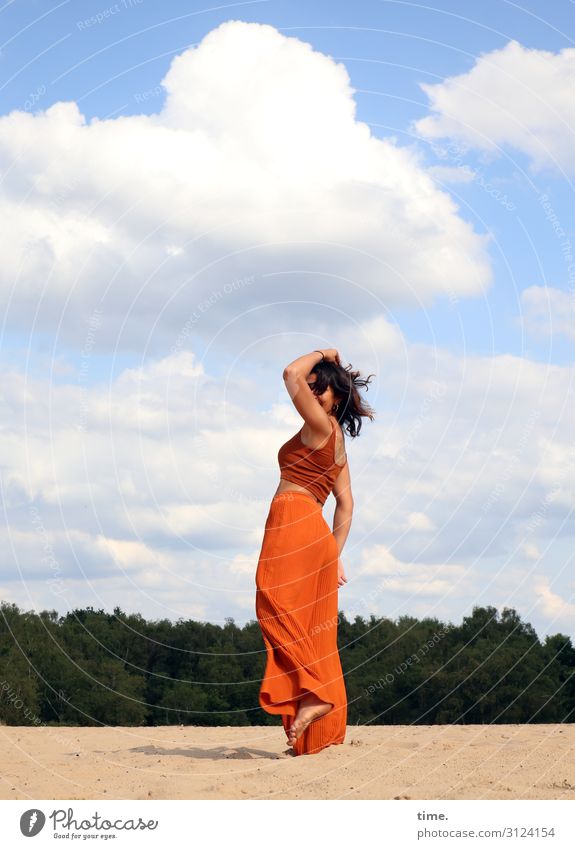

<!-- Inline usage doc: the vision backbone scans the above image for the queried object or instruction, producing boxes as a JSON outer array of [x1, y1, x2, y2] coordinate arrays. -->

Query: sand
[[1, 723, 574, 800]]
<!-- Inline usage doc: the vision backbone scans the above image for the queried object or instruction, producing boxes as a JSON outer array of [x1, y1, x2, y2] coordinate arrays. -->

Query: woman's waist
[[273, 479, 324, 508]]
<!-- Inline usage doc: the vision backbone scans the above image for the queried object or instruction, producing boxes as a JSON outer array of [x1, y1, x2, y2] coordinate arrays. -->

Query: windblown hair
[[310, 361, 376, 437]]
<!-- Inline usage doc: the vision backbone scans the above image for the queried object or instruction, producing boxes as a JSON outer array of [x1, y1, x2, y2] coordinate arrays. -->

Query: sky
[[1, 0, 574, 637]]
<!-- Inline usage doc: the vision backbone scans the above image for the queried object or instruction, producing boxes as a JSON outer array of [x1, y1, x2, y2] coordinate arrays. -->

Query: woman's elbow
[[336, 494, 354, 512]]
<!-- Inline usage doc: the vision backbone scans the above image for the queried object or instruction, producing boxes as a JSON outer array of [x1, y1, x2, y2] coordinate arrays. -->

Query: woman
[[255, 348, 375, 755]]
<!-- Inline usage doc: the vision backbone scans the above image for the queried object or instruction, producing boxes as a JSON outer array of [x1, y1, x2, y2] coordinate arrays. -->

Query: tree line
[[1, 601, 574, 727]]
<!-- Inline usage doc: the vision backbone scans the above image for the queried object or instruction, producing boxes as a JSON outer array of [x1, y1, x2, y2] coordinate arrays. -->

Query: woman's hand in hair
[[322, 348, 341, 365]]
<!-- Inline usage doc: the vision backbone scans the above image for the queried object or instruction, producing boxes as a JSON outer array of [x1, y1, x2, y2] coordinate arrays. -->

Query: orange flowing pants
[[255, 491, 347, 755]]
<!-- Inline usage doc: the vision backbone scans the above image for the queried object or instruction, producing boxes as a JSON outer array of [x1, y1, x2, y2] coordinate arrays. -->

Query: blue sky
[[1, 0, 574, 636]]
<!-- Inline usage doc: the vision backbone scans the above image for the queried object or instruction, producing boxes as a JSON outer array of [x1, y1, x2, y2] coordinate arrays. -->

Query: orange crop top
[[278, 420, 347, 505]]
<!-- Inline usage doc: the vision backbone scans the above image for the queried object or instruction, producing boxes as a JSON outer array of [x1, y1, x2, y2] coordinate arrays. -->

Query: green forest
[[1, 601, 574, 727]]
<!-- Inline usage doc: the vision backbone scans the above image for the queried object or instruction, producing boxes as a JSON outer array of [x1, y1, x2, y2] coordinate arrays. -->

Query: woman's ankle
[[299, 692, 332, 712]]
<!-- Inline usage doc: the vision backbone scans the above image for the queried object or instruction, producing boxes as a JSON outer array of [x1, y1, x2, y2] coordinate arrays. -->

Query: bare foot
[[286, 693, 333, 748]]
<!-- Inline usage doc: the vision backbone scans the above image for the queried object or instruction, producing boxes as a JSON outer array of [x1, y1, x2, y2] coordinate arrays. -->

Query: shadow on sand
[[126, 743, 294, 760]]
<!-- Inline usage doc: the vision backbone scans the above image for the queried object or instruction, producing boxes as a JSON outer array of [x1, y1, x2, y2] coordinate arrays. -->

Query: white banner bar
[[1, 799, 574, 847]]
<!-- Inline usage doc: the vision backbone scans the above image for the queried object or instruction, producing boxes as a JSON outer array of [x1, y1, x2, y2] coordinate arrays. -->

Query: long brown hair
[[310, 361, 376, 437]]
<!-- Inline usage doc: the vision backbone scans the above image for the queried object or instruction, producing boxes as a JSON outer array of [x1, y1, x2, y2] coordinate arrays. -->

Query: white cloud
[[406, 512, 435, 531], [426, 164, 476, 184], [0, 20, 491, 349], [534, 577, 575, 630], [414, 40, 575, 174], [522, 542, 541, 561], [519, 285, 575, 342], [357, 542, 467, 597]]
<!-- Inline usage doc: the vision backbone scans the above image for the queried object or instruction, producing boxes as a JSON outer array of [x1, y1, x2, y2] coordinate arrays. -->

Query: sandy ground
[[1, 723, 574, 800]]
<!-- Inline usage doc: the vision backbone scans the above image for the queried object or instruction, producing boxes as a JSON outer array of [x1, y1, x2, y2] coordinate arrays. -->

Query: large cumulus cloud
[[0, 19, 491, 351]]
